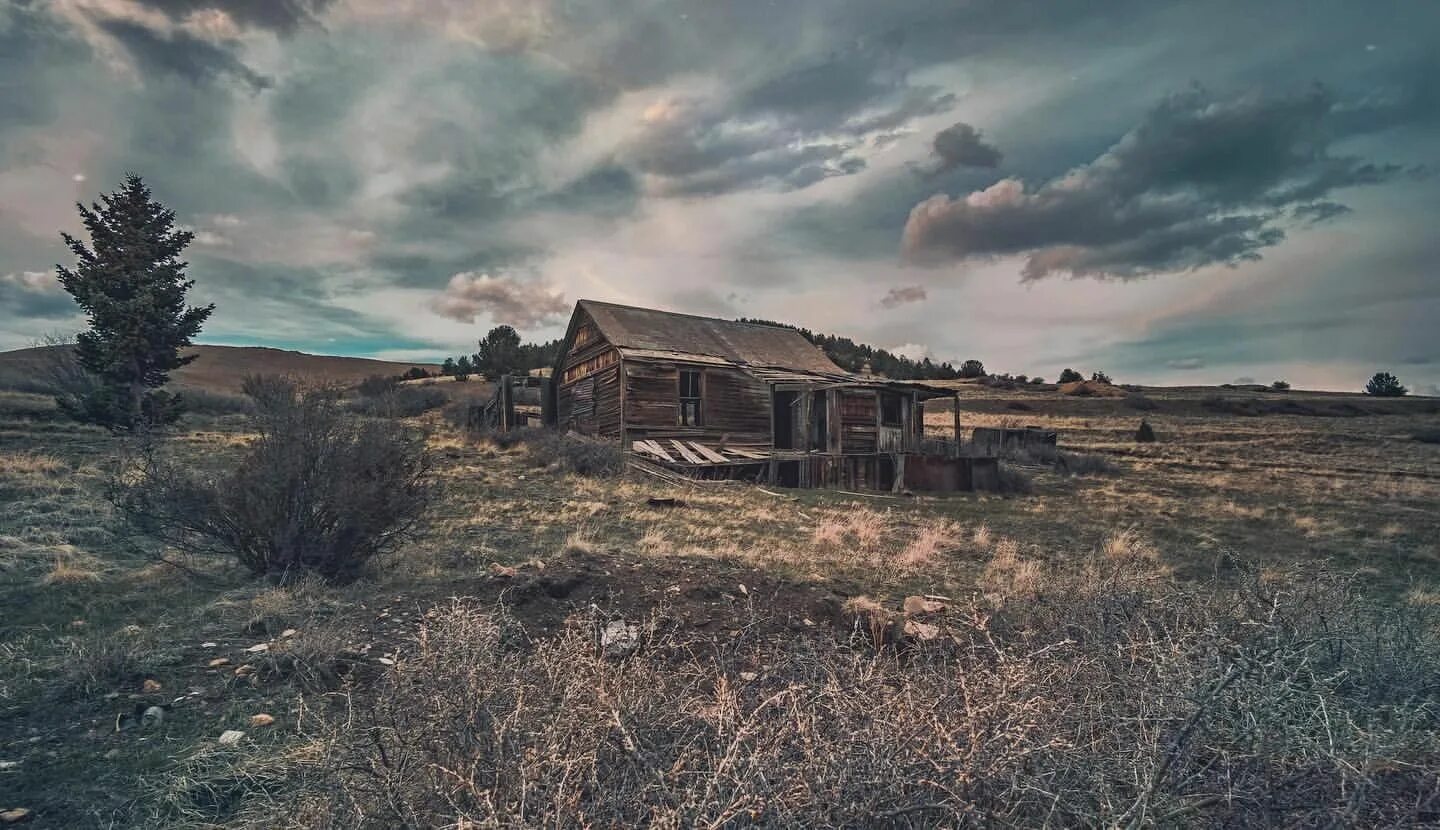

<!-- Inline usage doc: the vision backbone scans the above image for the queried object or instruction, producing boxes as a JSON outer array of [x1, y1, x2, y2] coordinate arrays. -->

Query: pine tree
[[55, 174, 213, 431]]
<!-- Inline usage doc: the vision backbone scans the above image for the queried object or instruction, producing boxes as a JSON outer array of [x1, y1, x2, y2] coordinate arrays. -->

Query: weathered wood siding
[[556, 364, 620, 436], [840, 390, 877, 454], [622, 360, 771, 447], [555, 308, 622, 438]]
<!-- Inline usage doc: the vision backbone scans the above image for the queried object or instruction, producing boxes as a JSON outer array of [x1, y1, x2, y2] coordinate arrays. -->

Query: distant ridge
[[0, 344, 439, 394]]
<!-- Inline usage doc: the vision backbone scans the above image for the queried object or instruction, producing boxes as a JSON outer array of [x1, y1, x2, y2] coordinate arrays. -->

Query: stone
[[0, 807, 32, 823], [377, 657, 395, 666], [142, 679, 162, 693], [0, 760, 18, 772], [245, 643, 269, 654], [280, 629, 298, 639], [902, 596, 946, 617], [234, 665, 256, 678], [488, 563, 517, 578], [739, 671, 758, 681], [207, 657, 231, 668], [141, 706, 165, 728], [249, 713, 275, 728], [600, 620, 641, 658], [200, 641, 218, 648], [904, 620, 942, 642], [217, 730, 245, 746]]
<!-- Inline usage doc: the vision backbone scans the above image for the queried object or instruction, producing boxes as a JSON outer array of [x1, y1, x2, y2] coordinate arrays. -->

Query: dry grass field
[[2, 381, 1439, 826]]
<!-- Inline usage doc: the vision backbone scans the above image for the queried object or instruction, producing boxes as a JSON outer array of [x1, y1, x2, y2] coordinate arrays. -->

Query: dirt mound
[[1058, 379, 1127, 398]]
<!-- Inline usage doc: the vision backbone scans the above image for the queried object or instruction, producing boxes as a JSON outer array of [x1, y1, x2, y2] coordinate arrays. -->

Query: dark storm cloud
[[1292, 201, 1352, 224], [930, 122, 1003, 171], [903, 86, 1404, 279], [131, 0, 335, 33], [97, 18, 269, 89], [0, 271, 74, 320], [0, 6, 89, 138]]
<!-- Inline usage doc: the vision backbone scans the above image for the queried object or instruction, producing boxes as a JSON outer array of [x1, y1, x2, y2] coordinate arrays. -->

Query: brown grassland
[[2, 378, 1439, 827]]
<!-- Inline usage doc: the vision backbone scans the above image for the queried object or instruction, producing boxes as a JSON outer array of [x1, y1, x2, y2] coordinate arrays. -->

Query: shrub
[[350, 386, 448, 418], [1058, 368, 1083, 383], [1365, 371, 1407, 397], [1030, 376, 1045, 385], [293, 566, 1440, 828], [356, 374, 399, 398], [177, 387, 253, 416], [1135, 420, 1156, 443], [401, 367, 431, 381], [1271, 379, 1291, 391], [1056, 452, 1121, 476], [527, 431, 625, 477], [114, 375, 432, 583], [1090, 370, 1113, 384], [1123, 392, 1158, 411]]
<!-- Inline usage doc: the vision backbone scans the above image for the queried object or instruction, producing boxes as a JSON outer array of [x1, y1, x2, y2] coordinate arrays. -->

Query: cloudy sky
[[2, 0, 1437, 392]]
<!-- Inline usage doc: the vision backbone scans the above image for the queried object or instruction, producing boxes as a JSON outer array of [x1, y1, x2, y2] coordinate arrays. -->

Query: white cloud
[[430, 272, 569, 327]]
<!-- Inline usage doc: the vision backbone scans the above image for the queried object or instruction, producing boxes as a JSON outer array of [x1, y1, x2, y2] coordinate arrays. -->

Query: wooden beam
[[668, 439, 704, 465], [688, 442, 729, 464], [952, 392, 962, 458]]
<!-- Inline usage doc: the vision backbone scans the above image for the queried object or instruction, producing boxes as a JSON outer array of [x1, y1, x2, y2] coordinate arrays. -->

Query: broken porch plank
[[668, 439, 705, 465], [724, 447, 768, 460], [632, 440, 676, 464], [687, 442, 730, 464]]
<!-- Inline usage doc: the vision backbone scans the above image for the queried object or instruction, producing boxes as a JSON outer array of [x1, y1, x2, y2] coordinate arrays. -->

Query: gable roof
[[576, 299, 843, 374]]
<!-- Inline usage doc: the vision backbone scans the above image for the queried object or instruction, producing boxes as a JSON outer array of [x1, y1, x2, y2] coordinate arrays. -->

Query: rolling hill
[[0, 344, 439, 394]]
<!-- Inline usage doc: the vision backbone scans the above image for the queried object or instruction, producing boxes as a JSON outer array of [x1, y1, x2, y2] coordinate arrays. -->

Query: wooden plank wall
[[623, 361, 772, 447], [839, 390, 877, 454], [556, 365, 621, 437]]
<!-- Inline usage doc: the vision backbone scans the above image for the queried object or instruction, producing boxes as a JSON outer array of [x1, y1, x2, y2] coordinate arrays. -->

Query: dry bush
[[1124, 392, 1160, 411], [114, 375, 432, 584], [1056, 451, 1121, 476], [280, 563, 1440, 828], [526, 431, 626, 477], [349, 386, 447, 418]]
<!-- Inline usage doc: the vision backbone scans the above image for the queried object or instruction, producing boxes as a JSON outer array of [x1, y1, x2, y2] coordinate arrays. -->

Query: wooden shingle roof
[[577, 300, 843, 374]]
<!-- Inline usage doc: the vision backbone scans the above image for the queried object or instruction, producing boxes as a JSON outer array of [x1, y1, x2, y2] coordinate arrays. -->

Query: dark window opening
[[809, 390, 828, 450], [878, 456, 896, 491], [777, 461, 800, 488], [880, 392, 903, 427], [773, 390, 797, 449], [679, 370, 702, 426]]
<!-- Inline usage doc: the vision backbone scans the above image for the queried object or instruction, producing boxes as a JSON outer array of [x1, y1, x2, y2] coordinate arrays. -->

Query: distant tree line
[[737, 318, 975, 380], [439, 325, 562, 381]]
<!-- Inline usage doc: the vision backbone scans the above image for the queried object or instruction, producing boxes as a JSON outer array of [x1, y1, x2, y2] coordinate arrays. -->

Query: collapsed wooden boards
[[631, 438, 770, 466]]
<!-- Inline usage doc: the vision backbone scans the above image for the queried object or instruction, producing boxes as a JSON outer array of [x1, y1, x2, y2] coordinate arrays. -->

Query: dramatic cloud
[[0, 271, 74, 319], [902, 86, 1404, 279], [95, 17, 269, 89], [130, 0, 336, 34], [879, 285, 928, 309], [430, 273, 569, 327], [930, 122, 1002, 171]]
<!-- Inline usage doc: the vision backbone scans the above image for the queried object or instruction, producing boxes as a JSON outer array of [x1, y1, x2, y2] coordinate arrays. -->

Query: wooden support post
[[498, 374, 513, 432], [952, 392, 962, 458], [891, 453, 906, 493]]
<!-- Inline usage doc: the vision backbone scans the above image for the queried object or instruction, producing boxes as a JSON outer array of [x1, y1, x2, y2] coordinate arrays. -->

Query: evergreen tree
[[441, 357, 457, 377], [454, 355, 473, 381], [474, 325, 523, 378], [1364, 372, 1407, 397], [55, 175, 213, 431]]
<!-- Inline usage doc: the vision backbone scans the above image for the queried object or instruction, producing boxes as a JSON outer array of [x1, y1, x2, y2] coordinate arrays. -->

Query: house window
[[678, 370, 702, 426], [880, 392, 903, 427]]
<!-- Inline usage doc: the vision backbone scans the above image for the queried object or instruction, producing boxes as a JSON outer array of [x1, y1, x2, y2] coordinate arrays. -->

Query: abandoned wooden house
[[536, 300, 997, 492]]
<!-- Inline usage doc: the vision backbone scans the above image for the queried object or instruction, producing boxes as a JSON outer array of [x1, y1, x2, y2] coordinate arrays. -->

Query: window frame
[[879, 391, 903, 428], [678, 369, 703, 427]]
